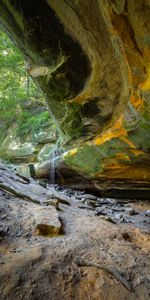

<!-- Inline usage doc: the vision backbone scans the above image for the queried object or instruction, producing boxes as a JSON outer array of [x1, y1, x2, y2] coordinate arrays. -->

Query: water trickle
[[50, 149, 56, 184], [50, 147, 62, 184]]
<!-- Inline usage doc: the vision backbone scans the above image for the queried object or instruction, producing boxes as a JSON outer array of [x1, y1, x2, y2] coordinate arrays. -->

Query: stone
[[5, 141, 36, 162], [16, 164, 31, 178], [33, 206, 63, 236], [1, 214, 7, 220], [85, 200, 96, 207], [43, 199, 59, 209], [0, 224, 8, 236], [37, 143, 56, 162], [129, 209, 138, 216], [76, 194, 97, 200], [33, 129, 56, 144]]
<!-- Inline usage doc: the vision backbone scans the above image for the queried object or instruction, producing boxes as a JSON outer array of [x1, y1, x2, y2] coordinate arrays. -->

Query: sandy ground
[[0, 188, 150, 300]]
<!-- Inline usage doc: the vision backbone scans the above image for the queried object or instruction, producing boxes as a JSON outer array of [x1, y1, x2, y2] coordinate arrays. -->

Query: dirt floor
[[0, 188, 150, 300]]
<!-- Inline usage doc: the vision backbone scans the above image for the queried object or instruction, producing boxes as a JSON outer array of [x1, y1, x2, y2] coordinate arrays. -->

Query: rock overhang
[[0, 0, 149, 182]]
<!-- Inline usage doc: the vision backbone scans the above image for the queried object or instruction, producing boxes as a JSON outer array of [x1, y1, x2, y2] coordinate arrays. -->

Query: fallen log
[[0, 163, 71, 206]]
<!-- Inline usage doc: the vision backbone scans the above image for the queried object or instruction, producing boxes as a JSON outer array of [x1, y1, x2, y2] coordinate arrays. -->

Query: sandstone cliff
[[0, 0, 149, 184]]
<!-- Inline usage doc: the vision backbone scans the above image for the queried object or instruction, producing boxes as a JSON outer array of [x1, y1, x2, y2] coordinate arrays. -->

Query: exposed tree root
[[75, 258, 135, 293]]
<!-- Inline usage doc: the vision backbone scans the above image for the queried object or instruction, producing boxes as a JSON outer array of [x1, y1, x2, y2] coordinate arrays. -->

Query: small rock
[[10, 248, 17, 253], [22, 232, 31, 238], [85, 199, 96, 207], [98, 216, 116, 224], [33, 206, 63, 236], [43, 199, 59, 209], [80, 198, 86, 203], [30, 288, 34, 295], [144, 210, 150, 217], [76, 194, 97, 200], [31, 279, 36, 284], [128, 208, 138, 216], [1, 214, 7, 220], [97, 198, 117, 205], [78, 205, 95, 211], [0, 224, 9, 236], [16, 232, 22, 237], [122, 231, 132, 241], [95, 207, 110, 216]]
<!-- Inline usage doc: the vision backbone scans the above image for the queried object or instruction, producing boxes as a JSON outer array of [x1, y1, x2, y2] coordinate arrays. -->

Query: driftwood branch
[[75, 258, 134, 293]]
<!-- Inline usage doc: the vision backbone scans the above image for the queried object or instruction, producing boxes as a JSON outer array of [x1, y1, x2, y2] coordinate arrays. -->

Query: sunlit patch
[[2, 50, 8, 55], [63, 148, 78, 157]]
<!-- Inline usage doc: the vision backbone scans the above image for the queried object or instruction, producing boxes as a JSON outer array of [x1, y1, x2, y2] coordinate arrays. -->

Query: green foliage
[[16, 111, 53, 137], [0, 29, 54, 143]]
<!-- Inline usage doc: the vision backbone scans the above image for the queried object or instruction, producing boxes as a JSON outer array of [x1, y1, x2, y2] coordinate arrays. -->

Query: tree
[[0, 29, 52, 143]]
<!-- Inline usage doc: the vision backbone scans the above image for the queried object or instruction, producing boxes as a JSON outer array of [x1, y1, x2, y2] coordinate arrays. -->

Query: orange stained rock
[[115, 152, 130, 161], [130, 149, 144, 156], [130, 94, 143, 110], [96, 165, 150, 181], [102, 150, 145, 173], [110, 12, 134, 49], [119, 136, 136, 149], [143, 46, 150, 63], [68, 92, 89, 104], [139, 66, 150, 91], [94, 114, 138, 149], [104, 163, 130, 170], [102, 155, 131, 170], [93, 116, 127, 146]]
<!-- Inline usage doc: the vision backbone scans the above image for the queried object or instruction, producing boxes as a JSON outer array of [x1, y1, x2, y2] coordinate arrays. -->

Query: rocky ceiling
[[0, 0, 150, 184]]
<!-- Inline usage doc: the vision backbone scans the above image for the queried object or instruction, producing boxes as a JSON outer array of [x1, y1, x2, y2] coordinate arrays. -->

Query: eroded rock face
[[0, 0, 149, 183]]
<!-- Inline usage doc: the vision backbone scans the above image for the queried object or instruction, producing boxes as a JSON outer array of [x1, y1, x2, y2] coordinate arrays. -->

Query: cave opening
[[0, 1, 150, 299]]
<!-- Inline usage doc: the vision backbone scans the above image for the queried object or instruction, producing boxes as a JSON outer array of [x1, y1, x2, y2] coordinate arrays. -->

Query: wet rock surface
[[0, 186, 150, 300]]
